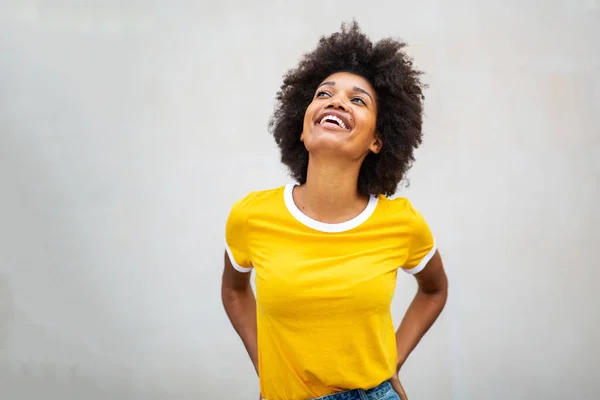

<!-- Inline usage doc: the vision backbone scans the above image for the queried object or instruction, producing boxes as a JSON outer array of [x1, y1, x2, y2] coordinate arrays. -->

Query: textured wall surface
[[1, 1, 598, 399]]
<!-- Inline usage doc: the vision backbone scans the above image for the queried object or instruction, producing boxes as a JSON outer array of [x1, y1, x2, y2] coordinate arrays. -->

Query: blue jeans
[[313, 381, 400, 400]]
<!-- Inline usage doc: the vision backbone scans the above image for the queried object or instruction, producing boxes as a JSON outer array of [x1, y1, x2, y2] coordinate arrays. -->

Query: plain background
[[1, 1, 599, 399]]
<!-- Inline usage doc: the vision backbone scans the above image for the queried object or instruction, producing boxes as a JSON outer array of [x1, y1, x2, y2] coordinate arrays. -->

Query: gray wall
[[1, 1, 599, 399]]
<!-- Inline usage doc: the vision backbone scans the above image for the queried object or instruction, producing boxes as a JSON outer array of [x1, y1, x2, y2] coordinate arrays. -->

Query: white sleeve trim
[[224, 240, 253, 273], [403, 240, 437, 275]]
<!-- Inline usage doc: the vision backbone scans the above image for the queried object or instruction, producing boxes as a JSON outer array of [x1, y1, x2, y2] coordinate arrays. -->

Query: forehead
[[320, 72, 375, 93]]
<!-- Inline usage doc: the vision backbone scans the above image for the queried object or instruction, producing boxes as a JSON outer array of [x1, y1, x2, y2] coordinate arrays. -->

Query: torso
[[225, 184, 436, 399]]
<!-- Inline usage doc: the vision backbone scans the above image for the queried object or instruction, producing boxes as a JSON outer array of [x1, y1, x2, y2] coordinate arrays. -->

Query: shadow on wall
[[0, 273, 15, 352], [0, 271, 218, 400], [0, 273, 168, 400], [0, 359, 171, 400]]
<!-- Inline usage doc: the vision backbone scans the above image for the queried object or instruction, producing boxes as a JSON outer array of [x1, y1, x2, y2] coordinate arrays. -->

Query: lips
[[315, 110, 352, 131]]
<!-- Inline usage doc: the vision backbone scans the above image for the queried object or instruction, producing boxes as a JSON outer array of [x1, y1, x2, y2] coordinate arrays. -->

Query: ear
[[300, 131, 304, 142], [369, 134, 383, 154]]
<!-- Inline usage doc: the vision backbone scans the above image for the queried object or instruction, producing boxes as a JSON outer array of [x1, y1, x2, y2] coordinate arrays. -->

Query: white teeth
[[319, 115, 347, 130]]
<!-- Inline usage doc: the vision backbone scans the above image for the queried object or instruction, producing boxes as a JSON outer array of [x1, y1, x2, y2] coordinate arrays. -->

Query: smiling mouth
[[318, 115, 348, 130]]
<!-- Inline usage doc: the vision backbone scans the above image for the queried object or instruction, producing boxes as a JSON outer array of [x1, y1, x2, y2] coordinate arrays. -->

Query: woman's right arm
[[221, 251, 259, 374]]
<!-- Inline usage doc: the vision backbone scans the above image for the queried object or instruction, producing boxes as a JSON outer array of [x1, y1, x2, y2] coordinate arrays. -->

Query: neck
[[293, 156, 370, 223]]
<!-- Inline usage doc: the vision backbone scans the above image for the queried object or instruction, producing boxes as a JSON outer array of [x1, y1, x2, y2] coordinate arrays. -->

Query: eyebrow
[[318, 81, 374, 102]]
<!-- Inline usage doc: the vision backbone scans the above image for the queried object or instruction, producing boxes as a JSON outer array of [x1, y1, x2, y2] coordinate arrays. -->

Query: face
[[301, 72, 381, 161]]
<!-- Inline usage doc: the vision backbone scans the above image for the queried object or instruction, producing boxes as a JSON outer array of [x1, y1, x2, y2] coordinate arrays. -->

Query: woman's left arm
[[395, 250, 448, 371]]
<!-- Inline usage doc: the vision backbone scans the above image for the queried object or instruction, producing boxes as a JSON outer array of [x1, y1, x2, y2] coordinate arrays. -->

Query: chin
[[304, 138, 348, 157]]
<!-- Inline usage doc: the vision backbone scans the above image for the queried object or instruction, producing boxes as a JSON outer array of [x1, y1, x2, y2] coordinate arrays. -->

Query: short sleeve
[[401, 206, 437, 275], [224, 195, 253, 273]]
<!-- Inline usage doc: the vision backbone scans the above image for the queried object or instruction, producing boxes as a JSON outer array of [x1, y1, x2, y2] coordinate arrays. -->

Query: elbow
[[417, 286, 448, 313], [221, 284, 238, 305], [434, 286, 448, 305], [418, 275, 448, 303], [221, 282, 252, 306]]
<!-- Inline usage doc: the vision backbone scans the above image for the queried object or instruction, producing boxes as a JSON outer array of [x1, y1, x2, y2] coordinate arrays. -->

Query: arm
[[221, 251, 259, 374], [395, 250, 448, 370]]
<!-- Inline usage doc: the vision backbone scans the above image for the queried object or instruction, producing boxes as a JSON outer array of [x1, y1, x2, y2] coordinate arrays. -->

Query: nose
[[325, 97, 347, 111]]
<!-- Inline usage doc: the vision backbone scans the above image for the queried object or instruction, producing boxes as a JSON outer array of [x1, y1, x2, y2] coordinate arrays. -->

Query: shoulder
[[226, 185, 287, 236], [381, 196, 436, 272], [228, 185, 287, 214], [377, 195, 423, 221]]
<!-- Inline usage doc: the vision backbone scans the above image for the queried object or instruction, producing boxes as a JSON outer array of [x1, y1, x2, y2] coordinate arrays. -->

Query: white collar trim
[[283, 183, 378, 233]]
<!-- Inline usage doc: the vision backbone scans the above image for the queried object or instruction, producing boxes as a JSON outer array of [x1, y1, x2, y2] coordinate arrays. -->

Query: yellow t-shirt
[[225, 184, 436, 400]]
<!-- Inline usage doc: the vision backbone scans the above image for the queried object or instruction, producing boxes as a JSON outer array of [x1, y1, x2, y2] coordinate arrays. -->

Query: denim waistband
[[313, 381, 394, 400]]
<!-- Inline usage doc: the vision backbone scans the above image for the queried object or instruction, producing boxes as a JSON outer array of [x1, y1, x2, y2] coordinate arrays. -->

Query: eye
[[351, 97, 366, 105], [316, 91, 331, 98]]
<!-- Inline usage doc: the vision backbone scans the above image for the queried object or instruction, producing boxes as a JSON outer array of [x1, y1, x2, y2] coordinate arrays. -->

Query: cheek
[[302, 103, 321, 135], [302, 111, 311, 129], [366, 109, 377, 129], [356, 112, 377, 136]]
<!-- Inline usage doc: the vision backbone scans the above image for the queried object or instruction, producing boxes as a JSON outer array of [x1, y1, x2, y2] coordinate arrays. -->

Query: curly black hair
[[268, 20, 426, 197]]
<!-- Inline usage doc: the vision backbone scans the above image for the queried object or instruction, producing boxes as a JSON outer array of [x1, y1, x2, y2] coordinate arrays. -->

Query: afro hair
[[268, 20, 426, 197]]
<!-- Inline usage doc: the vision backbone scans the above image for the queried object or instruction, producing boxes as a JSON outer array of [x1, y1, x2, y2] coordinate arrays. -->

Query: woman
[[221, 21, 448, 400]]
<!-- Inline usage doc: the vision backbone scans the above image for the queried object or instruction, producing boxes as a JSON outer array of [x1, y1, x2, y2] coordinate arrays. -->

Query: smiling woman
[[300, 72, 381, 166], [221, 21, 448, 400]]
